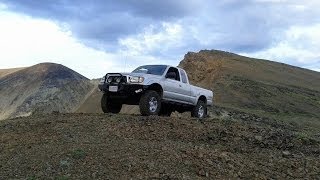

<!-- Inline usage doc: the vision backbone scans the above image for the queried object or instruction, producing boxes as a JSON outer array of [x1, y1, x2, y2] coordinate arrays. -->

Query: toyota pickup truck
[[98, 65, 213, 118]]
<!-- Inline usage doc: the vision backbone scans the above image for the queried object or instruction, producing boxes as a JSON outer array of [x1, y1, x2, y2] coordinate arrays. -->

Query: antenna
[[123, 48, 128, 73], [125, 50, 128, 72]]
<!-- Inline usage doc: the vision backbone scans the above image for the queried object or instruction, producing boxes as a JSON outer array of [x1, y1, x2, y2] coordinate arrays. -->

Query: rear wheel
[[191, 100, 207, 119], [101, 94, 122, 113], [139, 90, 161, 116]]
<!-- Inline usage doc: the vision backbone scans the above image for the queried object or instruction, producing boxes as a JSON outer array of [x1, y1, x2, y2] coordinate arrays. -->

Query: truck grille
[[106, 75, 127, 83]]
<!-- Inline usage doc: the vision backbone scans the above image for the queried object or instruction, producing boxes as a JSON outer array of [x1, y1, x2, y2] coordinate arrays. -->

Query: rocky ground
[[0, 110, 319, 179]]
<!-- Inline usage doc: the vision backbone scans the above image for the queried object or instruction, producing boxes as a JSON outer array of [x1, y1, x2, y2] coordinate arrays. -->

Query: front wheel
[[191, 100, 207, 119], [139, 90, 161, 116], [101, 94, 122, 113]]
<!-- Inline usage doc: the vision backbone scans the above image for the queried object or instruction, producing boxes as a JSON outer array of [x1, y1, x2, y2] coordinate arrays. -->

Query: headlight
[[115, 77, 121, 83], [100, 76, 105, 83], [107, 77, 112, 83], [129, 76, 144, 83]]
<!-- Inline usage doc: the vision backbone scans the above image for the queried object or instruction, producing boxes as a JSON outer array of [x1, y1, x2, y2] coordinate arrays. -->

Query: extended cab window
[[166, 67, 180, 81], [180, 70, 188, 84]]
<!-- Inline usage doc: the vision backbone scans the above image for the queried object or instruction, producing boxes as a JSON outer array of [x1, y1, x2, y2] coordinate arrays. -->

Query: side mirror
[[166, 72, 176, 79]]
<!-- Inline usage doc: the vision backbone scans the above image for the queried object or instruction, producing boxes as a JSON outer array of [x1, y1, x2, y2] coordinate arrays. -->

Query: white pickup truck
[[98, 65, 213, 118]]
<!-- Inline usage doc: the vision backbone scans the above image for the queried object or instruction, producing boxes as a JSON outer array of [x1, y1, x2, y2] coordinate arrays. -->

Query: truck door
[[163, 67, 190, 104]]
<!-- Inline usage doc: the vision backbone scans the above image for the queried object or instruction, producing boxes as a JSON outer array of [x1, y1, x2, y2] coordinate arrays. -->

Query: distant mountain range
[[0, 63, 93, 120], [1, 50, 320, 125]]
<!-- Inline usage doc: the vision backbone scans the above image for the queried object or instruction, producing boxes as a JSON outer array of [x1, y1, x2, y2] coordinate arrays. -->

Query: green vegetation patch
[[70, 149, 87, 160]]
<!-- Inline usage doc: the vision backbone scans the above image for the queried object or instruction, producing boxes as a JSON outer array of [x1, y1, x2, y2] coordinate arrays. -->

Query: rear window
[[180, 70, 188, 83]]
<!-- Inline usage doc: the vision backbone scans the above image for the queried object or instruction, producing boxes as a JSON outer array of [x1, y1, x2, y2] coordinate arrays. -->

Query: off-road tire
[[191, 100, 207, 119], [101, 94, 122, 113], [159, 104, 172, 117], [139, 90, 161, 116]]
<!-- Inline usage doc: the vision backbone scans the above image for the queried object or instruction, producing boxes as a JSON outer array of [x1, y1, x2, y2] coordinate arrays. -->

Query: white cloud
[[115, 22, 186, 71], [311, 68, 320, 72], [1, 0, 320, 76], [242, 24, 320, 71], [119, 22, 184, 56], [0, 10, 123, 78], [0, 10, 185, 78]]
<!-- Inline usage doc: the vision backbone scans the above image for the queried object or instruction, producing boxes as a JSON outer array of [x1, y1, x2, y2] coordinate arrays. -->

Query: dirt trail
[[0, 113, 319, 179]]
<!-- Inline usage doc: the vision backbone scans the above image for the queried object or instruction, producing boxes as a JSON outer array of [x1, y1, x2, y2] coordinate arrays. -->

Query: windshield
[[132, 65, 167, 76]]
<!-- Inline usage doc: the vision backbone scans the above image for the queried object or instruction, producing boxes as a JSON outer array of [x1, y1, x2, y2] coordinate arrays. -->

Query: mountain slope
[[179, 50, 320, 117], [0, 63, 94, 120], [0, 67, 25, 78]]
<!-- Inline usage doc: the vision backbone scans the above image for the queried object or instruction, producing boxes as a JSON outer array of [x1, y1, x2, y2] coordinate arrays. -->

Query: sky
[[0, 0, 319, 78]]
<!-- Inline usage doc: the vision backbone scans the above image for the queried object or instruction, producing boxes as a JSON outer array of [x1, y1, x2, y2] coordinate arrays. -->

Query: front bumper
[[98, 83, 148, 96]]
